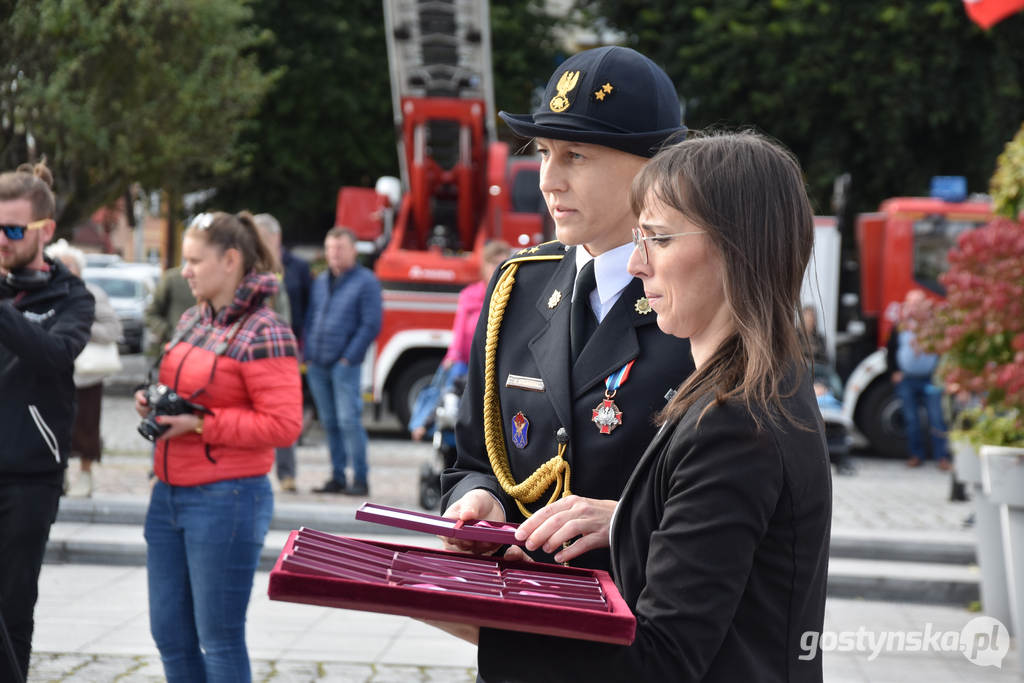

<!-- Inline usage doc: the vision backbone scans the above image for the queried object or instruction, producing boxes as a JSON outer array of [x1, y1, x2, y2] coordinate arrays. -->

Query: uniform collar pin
[[548, 289, 562, 309], [635, 297, 652, 315]]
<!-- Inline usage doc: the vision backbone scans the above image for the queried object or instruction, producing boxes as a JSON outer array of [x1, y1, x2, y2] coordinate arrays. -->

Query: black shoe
[[313, 479, 346, 494], [343, 481, 369, 496]]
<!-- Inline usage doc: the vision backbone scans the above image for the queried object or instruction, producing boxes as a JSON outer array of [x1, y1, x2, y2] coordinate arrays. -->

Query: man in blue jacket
[[304, 227, 382, 495], [0, 161, 94, 680]]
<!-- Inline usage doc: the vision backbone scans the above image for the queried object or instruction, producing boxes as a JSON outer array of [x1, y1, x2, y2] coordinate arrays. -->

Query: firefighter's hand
[[439, 489, 506, 555], [514, 495, 617, 564], [134, 390, 150, 418], [500, 544, 535, 563]]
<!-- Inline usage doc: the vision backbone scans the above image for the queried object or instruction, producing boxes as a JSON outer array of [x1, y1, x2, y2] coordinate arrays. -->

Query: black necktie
[[570, 259, 597, 361]]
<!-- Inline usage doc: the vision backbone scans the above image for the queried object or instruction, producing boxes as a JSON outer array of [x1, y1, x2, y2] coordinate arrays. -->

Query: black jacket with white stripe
[[0, 257, 93, 483]]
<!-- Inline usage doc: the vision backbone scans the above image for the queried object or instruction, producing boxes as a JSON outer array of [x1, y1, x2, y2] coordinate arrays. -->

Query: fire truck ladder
[[383, 0, 496, 206]]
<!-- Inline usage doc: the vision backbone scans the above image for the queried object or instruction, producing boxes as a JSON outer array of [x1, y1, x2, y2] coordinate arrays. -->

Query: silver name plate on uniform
[[505, 374, 545, 392]]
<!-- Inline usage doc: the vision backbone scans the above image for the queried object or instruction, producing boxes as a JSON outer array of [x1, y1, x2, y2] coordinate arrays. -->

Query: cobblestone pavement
[[29, 563, 1021, 682], [29, 653, 477, 682], [92, 389, 973, 529]]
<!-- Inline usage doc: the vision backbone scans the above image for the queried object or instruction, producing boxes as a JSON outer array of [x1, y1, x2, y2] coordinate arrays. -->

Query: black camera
[[137, 384, 210, 442]]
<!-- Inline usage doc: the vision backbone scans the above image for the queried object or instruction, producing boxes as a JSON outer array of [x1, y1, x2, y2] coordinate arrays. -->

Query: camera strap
[[144, 312, 204, 388]]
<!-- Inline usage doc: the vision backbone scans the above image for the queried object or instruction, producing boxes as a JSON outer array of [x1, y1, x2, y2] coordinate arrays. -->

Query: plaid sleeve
[[233, 309, 299, 361]]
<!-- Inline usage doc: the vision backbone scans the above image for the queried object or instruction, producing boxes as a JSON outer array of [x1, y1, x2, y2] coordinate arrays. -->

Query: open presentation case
[[267, 516, 636, 645]]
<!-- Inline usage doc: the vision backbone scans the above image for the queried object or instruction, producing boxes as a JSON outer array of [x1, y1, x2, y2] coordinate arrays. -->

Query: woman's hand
[[514, 495, 617, 564], [152, 414, 203, 441], [133, 389, 150, 418], [439, 489, 506, 555]]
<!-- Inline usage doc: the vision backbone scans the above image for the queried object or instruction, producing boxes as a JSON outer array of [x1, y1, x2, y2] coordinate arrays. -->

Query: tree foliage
[[211, 0, 559, 244], [577, 0, 1024, 213], [492, 1, 560, 134], [208, 0, 394, 243], [0, 0, 273, 229]]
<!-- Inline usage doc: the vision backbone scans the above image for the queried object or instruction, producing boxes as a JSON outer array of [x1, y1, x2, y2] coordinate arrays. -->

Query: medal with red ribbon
[[592, 359, 635, 434]]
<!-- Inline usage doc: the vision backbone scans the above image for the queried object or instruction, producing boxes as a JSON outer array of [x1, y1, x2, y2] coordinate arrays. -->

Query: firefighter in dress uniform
[[440, 46, 696, 571]]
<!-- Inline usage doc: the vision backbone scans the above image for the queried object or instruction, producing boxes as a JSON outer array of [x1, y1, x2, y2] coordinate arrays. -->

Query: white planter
[[979, 444, 1024, 655], [952, 438, 981, 485], [980, 445, 1024, 507]]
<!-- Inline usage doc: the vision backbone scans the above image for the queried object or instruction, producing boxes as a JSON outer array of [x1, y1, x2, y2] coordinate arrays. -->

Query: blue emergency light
[[930, 176, 967, 202]]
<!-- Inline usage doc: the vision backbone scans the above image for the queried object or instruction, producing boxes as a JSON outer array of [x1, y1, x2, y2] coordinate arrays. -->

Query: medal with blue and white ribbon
[[592, 359, 635, 434]]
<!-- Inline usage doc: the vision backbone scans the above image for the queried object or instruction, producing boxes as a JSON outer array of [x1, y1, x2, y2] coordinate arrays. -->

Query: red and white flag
[[963, 0, 1024, 28]]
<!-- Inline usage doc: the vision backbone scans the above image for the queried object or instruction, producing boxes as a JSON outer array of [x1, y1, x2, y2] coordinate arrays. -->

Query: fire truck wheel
[[856, 380, 909, 459], [391, 355, 443, 430]]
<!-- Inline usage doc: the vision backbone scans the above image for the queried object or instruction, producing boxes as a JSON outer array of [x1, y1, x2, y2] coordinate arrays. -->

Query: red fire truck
[[335, 0, 547, 427], [829, 185, 994, 457]]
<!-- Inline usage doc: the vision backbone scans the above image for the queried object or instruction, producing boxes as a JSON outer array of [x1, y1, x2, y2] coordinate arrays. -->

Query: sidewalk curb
[[56, 495, 418, 534], [49, 501, 983, 607]]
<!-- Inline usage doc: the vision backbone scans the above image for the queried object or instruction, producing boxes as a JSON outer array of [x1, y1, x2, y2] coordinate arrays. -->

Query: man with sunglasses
[[0, 160, 94, 680], [440, 47, 695, 576]]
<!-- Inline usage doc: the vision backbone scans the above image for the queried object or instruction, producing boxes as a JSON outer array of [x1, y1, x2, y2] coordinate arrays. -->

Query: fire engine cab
[[336, 0, 548, 427], [830, 178, 993, 457]]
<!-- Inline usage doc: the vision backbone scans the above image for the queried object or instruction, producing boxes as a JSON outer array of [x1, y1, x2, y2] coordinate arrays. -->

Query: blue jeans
[[144, 476, 273, 682], [306, 361, 368, 485], [896, 376, 949, 461]]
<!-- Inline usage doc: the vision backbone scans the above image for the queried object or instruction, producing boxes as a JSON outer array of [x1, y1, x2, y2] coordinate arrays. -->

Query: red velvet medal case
[[267, 519, 636, 645]]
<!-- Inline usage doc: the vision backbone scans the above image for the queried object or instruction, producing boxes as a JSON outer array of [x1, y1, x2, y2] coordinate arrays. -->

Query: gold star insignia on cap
[[594, 90, 606, 101], [635, 297, 652, 315], [548, 290, 563, 309], [602, 83, 613, 94]]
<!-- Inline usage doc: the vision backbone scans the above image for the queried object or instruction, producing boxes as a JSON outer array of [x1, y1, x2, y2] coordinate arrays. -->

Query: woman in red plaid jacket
[[134, 210, 301, 682]]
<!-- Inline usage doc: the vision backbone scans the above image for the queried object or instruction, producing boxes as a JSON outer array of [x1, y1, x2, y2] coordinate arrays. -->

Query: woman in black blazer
[[437, 131, 832, 682]]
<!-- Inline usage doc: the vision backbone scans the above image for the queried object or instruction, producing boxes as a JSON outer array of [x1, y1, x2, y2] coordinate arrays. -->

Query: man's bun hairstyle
[[0, 157, 57, 219]]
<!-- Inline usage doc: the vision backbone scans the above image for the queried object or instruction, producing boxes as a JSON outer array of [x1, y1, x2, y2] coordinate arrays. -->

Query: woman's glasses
[[0, 219, 50, 241], [631, 226, 704, 264]]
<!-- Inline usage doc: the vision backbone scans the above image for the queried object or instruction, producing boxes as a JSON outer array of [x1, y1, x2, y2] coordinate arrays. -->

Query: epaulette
[[502, 240, 566, 268]]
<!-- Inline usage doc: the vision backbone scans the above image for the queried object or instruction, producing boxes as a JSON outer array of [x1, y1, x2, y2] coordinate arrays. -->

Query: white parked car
[[83, 265, 159, 354]]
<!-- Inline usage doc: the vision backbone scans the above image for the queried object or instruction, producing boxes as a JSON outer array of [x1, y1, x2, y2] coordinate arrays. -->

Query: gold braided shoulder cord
[[483, 263, 572, 519]]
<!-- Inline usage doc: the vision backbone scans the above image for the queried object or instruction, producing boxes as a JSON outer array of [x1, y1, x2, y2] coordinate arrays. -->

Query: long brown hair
[[631, 131, 815, 428], [185, 211, 280, 275]]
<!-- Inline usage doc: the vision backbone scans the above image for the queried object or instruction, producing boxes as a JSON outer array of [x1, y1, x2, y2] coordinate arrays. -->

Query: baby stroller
[[410, 364, 466, 510], [814, 363, 856, 475]]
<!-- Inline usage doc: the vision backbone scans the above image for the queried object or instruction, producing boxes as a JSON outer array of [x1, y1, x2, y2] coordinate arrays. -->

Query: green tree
[[210, 0, 559, 244], [492, 0, 560, 134], [209, 0, 395, 243], [0, 0, 274, 230], [577, 0, 1024, 213]]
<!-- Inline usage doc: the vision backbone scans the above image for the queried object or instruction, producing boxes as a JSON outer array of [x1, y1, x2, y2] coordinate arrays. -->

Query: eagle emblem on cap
[[549, 70, 580, 113]]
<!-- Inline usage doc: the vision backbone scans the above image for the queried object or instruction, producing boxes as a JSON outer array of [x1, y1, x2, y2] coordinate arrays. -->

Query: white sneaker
[[68, 471, 93, 498]]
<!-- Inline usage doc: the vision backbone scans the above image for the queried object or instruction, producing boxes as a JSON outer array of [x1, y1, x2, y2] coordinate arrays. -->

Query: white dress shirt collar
[[574, 241, 635, 323]]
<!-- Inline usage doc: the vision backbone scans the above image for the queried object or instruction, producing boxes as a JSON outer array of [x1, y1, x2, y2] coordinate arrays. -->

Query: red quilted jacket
[[153, 273, 302, 486]]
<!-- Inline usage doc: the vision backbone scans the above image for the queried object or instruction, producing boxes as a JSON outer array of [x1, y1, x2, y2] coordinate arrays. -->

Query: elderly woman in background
[[46, 239, 122, 497]]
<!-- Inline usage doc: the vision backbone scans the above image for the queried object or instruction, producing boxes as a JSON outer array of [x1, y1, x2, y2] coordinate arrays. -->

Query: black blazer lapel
[[527, 253, 577, 430], [572, 277, 655, 398]]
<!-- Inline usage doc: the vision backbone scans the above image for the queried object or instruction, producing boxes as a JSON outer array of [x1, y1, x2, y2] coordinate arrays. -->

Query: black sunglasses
[[1, 219, 49, 240]]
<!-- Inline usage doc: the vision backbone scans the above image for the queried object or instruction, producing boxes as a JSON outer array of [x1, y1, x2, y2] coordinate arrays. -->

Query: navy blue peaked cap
[[498, 46, 685, 158]]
